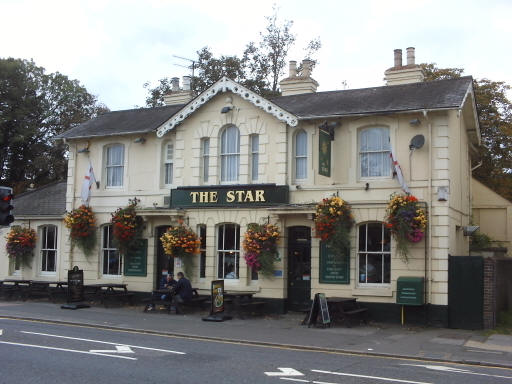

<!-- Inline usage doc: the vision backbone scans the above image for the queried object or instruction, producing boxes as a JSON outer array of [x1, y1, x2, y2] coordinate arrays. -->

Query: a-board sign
[[211, 280, 225, 314], [304, 293, 331, 328], [67, 266, 84, 303], [319, 242, 350, 284], [124, 239, 148, 276]]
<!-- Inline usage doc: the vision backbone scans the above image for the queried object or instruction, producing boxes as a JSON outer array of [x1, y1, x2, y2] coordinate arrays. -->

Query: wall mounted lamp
[[409, 118, 421, 126], [134, 137, 146, 144], [77, 147, 89, 153]]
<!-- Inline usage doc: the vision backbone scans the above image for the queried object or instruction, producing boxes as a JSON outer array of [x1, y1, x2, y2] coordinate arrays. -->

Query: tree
[[0, 58, 108, 193], [422, 63, 512, 201]]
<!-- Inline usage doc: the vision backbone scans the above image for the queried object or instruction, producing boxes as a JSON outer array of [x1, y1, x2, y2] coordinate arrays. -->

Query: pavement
[[0, 299, 511, 369]]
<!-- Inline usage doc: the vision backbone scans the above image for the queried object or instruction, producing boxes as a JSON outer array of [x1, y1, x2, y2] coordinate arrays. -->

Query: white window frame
[[220, 125, 240, 183], [105, 144, 124, 188], [358, 222, 391, 286], [163, 142, 174, 186], [201, 138, 210, 183], [40, 225, 57, 275], [217, 223, 240, 280], [294, 129, 308, 181], [102, 225, 122, 277], [358, 127, 391, 179], [250, 134, 259, 182]]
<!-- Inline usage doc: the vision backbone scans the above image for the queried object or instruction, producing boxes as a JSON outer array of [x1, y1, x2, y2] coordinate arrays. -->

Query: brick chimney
[[384, 47, 425, 85], [279, 59, 319, 96], [163, 76, 194, 106]]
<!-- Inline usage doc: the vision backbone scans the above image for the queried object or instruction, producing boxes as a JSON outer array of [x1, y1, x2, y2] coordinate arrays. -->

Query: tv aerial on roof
[[173, 55, 197, 79]]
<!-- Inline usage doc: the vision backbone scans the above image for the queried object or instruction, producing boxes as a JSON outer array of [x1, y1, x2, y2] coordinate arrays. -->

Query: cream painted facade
[[1, 52, 481, 324]]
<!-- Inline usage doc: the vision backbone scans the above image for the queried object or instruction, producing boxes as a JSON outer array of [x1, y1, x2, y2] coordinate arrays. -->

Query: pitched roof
[[271, 76, 474, 119], [13, 182, 67, 217], [56, 104, 184, 140]]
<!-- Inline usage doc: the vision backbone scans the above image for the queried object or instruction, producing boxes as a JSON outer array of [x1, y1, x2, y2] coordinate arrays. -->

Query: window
[[40, 225, 57, 273], [102, 225, 122, 276], [250, 134, 259, 181], [359, 127, 391, 178], [217, 223, 240, 279], [106, 144, 124, 187], [295, 130, 307, 180], [220, 125, 240, 182], [201, 138, 210, 183], [164, 142, 174, 185], [198, 225, 206, 278], [358, 223, 391, 284]]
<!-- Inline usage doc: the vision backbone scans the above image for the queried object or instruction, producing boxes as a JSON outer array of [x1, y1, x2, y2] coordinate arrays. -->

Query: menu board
[[67, 266, 84, 303], [124, 239, 148, 276], [319, 241, 350, 284], [211, 280, 225, 314]]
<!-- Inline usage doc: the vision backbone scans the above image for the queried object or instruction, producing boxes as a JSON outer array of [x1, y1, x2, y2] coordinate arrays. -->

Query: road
[[0, 318, 511, 384]]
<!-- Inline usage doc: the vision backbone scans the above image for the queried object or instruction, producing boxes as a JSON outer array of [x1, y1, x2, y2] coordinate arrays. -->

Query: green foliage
[[421, 63, 512, 202], [0, 58, 108, 193], [469, 232, 493, 249]]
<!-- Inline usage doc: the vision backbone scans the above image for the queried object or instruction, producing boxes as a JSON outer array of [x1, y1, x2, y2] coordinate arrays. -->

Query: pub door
[[287, 226, 312, 311], [155, 226, 173, 289]]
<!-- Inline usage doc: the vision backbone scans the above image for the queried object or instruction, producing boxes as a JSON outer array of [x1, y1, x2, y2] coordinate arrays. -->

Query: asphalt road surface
[[0, 318, 511, 384]]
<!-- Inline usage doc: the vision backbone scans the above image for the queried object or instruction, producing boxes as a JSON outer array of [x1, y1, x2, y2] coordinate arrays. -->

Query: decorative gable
[[156, 77, 298, 137]]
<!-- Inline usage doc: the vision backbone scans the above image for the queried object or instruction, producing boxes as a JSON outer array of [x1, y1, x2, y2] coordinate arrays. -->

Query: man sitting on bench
[[172, 272, 193, 313], [147, 272, 177, 311]]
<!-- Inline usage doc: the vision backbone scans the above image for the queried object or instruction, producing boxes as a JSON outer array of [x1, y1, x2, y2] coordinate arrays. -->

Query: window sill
[[352, 287, 393, 297]]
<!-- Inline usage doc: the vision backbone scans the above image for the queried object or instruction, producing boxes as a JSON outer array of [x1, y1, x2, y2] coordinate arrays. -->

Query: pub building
[[0, 48, 482, 326]]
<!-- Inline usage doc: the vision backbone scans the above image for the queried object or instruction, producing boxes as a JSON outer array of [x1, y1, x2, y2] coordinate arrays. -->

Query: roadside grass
[[484, 310, 512, 335]]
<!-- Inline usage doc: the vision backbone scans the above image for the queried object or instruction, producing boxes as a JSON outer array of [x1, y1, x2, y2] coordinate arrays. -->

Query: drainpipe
[[423, 110, 432, 309]]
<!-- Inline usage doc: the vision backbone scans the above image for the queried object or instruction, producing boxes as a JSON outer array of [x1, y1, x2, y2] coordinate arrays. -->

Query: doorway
[[287, 226, 311, 311], [155, 226, 173, 289]]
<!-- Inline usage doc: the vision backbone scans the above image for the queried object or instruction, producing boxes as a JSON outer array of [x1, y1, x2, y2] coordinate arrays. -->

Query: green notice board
[[319, 241, 349, 284], [318, 129, 331, 177], [124, 239, 148, 276]]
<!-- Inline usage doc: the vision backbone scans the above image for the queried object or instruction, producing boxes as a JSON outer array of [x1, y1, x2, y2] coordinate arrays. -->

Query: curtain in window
[[221, 126, 240, 182], [295, 130, 307, 179], [360, 127, 391, 177], [106, 145, 124, 187]]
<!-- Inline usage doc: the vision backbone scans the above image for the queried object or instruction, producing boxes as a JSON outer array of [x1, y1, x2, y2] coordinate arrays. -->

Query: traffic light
[[0, 186, 14, 226]]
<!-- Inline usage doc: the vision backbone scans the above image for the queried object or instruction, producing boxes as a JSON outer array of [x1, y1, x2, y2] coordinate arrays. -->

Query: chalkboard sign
[[67, 266, 84, 303], [124, 239, 147, 276], [211, 280, 225, 314], [304, 293, 331, 328], [319, 241, 350, 284]]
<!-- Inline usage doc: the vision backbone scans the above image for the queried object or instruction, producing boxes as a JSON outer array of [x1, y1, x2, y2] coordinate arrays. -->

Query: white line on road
[[0, 340, 137, 360], [402, 364, 512, 380], [0, 329, 3, 336], [21, 331, 185, 355], [311, 370, 433, 384], [265, 368, 304, 376], [280, 379, 310, 383], [89, 345, 134, 354]]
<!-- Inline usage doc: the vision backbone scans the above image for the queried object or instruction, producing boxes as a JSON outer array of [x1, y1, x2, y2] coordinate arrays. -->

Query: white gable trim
[[156, 77, 298, 137]]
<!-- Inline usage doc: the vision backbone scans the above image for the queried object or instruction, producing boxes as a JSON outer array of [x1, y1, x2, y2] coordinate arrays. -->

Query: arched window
[[102, 224, 121, 276], [40, 225, 57, 273], [163, 142, 174, 186], [217, 223, 240, 279], [295, 130, 307, 180], [358, 222, 391, 284], [220, 125, 240, 182], [105, 144, 124, 187], [359, 127, 391, 178]]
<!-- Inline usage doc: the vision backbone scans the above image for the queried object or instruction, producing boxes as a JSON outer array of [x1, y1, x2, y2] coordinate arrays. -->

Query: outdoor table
[[327, 297, 368, 327], [84, 283, 132, 306], [27, 281, 68, 301], [1, 279, 31, 300], [224, 290, 264, 317]]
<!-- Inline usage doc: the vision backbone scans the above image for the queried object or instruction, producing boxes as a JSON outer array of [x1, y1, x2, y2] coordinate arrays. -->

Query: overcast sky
[[2, 0, 511, 111]]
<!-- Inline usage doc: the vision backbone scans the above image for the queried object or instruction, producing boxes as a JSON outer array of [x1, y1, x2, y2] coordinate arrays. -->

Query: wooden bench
[[102, 292, 135, 307], [327, 297, 368, 327]]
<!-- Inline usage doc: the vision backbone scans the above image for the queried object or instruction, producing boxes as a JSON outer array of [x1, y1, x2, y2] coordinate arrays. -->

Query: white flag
[[390, 149, 410, 194], [81, 162, 97, 205]]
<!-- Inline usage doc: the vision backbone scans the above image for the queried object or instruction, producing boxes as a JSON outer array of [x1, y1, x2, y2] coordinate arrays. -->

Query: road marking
[[280, 379, 310, 383], [21, 331, 185, 355], [265, 368, 304, 377], [89, 345, 134, 354], [311, 370, 433, 384], [402, 364, 512, 380], [0, 329, 3, 336], [0, 341, 137, 360]]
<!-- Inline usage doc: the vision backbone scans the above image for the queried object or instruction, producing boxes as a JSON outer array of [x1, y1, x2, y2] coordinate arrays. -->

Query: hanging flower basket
[[385, 193, 427, 262], [160, 223, 200, 277], [6, 226, 36, 266], [64, 205, 97, 256], [243, 223, 280, 278], [111, 197, 143, 255], [314, 196, 354, 257]]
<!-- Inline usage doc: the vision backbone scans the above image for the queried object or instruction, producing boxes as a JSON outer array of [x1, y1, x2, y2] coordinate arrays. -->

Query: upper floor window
[[102, 225, 122, 276], [217, 223, 240, 279], [40, 225, 57, 273], [359, 127, 391, 178], [250, 134, 259, 181], [358, 222, 390, 285], [164, 142, 174, 186], [220, 125, 240, 182], [106, 144, 124, 187], [295, 130, 307, 180], [201, 138, 210, 183]]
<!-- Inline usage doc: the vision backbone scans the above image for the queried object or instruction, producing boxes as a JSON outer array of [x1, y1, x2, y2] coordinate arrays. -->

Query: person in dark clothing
[[160, 273, 177, 300], [174, 272, 193, 303]]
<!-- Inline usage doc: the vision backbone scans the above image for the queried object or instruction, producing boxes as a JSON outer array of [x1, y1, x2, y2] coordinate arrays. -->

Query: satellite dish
[[409, 134, 425, 150]]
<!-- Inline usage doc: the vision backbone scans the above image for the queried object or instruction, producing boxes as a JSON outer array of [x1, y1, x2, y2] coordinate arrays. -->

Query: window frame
[[40, 225, 58, 275], [250, 134, 259, 182], [102, 224, 122, 277], [201, 138, 210, 183], [357, 222, 391, 286], [105, 143, 125, 188], [294, 129, 308, 181], [217, 223, 240, 280], [358, 127, 392, 179], [220, 125, 240, 183], [163, 141, 174, 187], [198, 224, 207, 279]]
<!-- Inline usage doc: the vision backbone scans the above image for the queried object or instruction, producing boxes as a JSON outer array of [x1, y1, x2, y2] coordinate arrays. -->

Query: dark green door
[[287, 226, 311, 311], [448, 256, 483, 329], [156, 226, 173, 289]]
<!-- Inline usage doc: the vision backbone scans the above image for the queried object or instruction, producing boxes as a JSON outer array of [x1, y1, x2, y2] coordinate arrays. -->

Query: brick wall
[[483, 257, 496, 329]]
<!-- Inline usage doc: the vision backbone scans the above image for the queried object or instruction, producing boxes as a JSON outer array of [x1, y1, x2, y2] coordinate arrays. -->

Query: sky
[[1, 0, 511, 111]]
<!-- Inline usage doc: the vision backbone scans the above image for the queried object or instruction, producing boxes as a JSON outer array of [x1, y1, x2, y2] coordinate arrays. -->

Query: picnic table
[[25, 280, 67, 302], [0, 279, 31, 300], [224, 290, 265, 317], [84, 283, 134, 307], [145, 287, 207, 314], [327, 297, 368, 327]]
